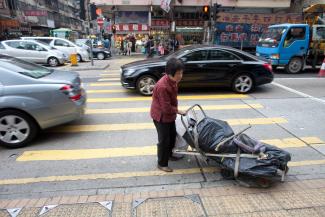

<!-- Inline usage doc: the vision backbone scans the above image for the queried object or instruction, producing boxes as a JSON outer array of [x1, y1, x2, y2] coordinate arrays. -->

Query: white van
[[21, 37, 89, 62]]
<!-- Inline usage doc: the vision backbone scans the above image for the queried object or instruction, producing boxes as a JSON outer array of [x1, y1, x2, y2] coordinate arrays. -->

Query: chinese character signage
[[217, 12, 302, 24], [115, 24, 149, 32], [24, 10, 48, 16], [214, 12, 303, 48]]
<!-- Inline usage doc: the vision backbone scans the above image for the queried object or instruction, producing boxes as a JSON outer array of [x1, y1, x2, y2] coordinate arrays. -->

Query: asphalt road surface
[[0, 56, 324, 200]]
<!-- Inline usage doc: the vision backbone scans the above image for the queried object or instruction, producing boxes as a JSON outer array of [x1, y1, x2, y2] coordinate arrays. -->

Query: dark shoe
[[169, 155, 184, 161], [157, 165, 173, 172]]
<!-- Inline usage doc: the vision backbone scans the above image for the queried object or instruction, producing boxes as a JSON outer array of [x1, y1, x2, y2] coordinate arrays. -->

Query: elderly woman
[[150, 58, 185, 172]]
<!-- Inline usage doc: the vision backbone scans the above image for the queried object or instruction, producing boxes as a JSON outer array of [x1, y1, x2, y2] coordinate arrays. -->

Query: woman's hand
[[177, 110, 186, 116]]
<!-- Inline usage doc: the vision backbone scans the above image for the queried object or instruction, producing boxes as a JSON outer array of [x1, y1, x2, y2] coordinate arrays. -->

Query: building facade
[[92, 0, 300, 48], [0, 0, 89, 40]]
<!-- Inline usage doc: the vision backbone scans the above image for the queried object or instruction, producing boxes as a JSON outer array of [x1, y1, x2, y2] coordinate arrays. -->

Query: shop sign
[[0, 19, 20, 28], [115, 24, 148, 32], [24, 10, 48, 16], [176, 20, 204, 26], [151, 19, 170, 27], [218, 12, 302, 25], [215, 23, 268, 48]]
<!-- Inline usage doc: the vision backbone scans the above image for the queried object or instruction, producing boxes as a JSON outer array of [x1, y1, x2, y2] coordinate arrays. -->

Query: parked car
[[0, 54, 86, 148], [75, 39, 111, 60], [21, 37, 89, 62], [0, 40, 67, 67], [121, 45, 274, 96]]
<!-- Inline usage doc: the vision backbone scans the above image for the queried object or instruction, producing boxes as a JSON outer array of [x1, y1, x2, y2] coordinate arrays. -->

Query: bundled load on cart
[[174, 104, 291, 187]]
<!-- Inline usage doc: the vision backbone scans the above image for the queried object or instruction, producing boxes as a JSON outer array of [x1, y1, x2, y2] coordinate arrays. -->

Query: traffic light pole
[[87, 3, 94, 66]]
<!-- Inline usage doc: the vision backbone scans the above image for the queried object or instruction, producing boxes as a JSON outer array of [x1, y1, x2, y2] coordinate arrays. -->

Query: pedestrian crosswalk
[[85, 104, 264, 114], [2, 68, 325, 188], [53, 117, 287, 133], [16, 137, 325, 162]]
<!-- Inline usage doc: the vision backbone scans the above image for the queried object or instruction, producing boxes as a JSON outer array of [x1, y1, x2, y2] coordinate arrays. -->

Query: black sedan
[[92, 47, 111, 60], [121, 45, 273, 96]]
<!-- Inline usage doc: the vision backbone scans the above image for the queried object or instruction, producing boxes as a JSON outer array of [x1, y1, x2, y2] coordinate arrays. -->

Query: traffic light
[[112, 25, 116, 34], [90, 3, 97, 20], [213, 3, 222, 21], [202, 5, 210, 20]]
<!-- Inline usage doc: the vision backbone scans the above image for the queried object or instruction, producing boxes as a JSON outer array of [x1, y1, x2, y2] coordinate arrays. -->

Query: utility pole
[[87, 2, 94, 66]]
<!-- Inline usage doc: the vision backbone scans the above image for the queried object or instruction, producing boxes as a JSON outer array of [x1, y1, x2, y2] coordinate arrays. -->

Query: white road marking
[[272, 82, 325, 105]]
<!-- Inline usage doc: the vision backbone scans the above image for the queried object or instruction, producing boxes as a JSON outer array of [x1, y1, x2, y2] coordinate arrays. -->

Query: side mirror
[[180, 57, 187, 62]]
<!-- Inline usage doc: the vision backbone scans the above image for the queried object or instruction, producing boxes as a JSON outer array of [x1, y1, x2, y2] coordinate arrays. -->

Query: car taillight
[[60, 84, 81, 101], [263, 63, 273, 73]]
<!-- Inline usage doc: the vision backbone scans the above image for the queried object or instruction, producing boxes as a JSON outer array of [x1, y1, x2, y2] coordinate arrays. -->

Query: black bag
[[196, 117, 234, 152], [215, 134, 291, 177]]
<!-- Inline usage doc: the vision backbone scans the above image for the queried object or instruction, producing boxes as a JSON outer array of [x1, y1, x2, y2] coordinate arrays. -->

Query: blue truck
[[256, 23, 325, 73]]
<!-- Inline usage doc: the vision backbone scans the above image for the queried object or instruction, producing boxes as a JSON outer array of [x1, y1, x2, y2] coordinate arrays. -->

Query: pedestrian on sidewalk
[[150, 58, 185, 172], [127, 40, 132, 56]]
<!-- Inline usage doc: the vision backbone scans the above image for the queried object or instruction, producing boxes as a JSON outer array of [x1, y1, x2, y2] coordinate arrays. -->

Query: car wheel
[[136, 75, 157, 96], [285, 57, 303, 74], [48, 57, 59, 67], [232, 74, 255, 93], [97, 52, 105, 60], [0, 110, 38, 148], [77, 54, 82, 62]]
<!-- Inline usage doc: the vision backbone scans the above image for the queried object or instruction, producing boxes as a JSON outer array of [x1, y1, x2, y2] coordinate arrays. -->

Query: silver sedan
[[0, 54, 86, 148]]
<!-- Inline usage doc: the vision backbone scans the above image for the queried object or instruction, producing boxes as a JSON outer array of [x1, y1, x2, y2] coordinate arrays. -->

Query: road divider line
[[272, 82, 325, 105], [87, 94, 249, 103], [100, 74, 120, 77], [52, 117, 287, 133], [17, 137, 324, 161], [0, 168, 218, 185], [89, 82, 121, 87], [85, 104, 264, 114], [2, 159, 325, 185], [98, 78, 120, 82]]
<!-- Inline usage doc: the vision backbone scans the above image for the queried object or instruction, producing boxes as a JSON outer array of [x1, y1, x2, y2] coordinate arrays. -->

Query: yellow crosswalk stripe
[[87, 94, 248, 102], [53, 117, 287, 133], [89, 82, 121, 87], [16, 137, 324, 161], [0, 168, 217, 185], [289, 159, 325, 167], [100, 74, 120, 77], [98, 78, 120, 81], [87, 89, 127, 94], [2, 159, 325, 185], [85, 104, 264, 114]]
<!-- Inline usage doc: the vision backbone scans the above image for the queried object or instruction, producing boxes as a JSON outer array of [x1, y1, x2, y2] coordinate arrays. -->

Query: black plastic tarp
[[196, 117, 234, 152]]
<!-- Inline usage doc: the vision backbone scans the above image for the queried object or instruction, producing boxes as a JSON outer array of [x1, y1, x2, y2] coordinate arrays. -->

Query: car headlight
[[270, 54, 280, 59], [123, 69, 135, 76]]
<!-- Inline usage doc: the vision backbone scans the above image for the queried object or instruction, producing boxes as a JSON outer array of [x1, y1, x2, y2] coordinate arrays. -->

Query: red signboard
[[97, 18, 104, 27], [24, 10, 48, 16], [115, 24, 149, 32], [176, 19, 204, 26], [151, 19, 170, 27]]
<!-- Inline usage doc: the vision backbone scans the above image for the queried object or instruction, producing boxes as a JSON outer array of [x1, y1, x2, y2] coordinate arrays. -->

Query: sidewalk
[[58, 60, 110, 71], [1, 178, 325, 216]]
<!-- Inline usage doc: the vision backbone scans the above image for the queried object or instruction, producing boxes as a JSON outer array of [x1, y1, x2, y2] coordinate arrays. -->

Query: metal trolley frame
[[173, 104, 287, 183]]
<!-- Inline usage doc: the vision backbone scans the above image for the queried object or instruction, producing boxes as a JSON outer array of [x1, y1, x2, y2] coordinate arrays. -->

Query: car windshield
[[36, 40, 56, 50], [258, 27, 287, 48], [0, 56, 53, 78], [164, 47, 192, 60]]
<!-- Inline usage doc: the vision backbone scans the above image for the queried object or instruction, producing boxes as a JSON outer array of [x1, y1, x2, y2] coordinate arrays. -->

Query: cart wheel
[[220, 169, 235, 180]]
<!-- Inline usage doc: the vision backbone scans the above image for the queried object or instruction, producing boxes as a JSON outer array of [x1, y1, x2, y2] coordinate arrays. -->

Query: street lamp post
[[87, 3, 94, 66]]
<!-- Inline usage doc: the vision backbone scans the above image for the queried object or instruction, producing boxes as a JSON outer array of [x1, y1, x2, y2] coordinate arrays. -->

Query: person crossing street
[[150, 58, 185, 172]]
